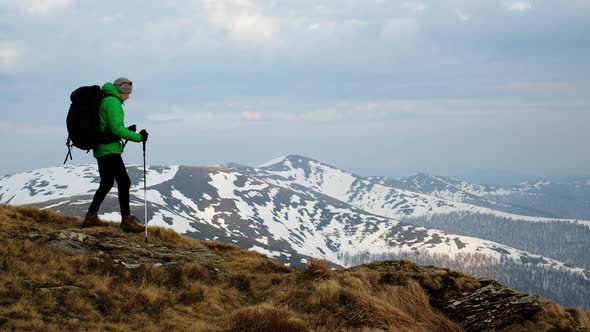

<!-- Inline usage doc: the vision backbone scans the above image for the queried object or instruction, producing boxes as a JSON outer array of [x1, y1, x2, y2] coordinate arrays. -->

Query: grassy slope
[[0, 204, 589, 332]]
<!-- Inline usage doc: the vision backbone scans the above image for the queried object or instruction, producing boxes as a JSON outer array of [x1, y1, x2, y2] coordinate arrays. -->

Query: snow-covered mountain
[[223, 156, 590, 272], [371, 173, 548, 217], [388, 172, 590, 220], [0, 160, 586, 272], [2, 156, 590, 309], [229, 155, 589, 226]]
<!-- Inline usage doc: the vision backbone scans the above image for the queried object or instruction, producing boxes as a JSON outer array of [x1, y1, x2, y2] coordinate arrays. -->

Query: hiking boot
[[120, 215, 145, 233], [81, 212, 108, 228]]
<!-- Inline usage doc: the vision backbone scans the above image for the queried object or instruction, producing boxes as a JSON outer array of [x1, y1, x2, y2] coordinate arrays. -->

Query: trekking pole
[[143, 141, 148, 240]]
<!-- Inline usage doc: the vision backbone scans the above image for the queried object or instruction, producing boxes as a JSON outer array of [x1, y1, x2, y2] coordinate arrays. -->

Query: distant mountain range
[[1, 155, 589, 308]]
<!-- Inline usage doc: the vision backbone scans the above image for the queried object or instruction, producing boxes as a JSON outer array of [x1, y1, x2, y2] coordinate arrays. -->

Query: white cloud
[[101, 13, 123, 23], [402, 1, 426, 12], [455, 9, 472, 21], [308, 23, 321, 31], [17, 0, 73, 15], [204, 0, 279, 43], [242, 111, 264, 120], [504, 1, 533, 12], [145, 113, 184, 122], [381, 17, 417, 38], [0, 122, 61, 136], [146, 110, 238, 123], [0, 43, 19, 69], [294, 109, 348, 122]]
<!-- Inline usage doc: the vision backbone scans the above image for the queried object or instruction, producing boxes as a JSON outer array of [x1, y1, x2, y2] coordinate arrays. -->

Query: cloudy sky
[[0, 0, 588, 181]]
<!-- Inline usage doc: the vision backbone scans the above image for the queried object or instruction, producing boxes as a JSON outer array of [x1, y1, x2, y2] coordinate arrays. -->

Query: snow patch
[[250, 245, 284, 258], [257, 156, 287, 168], [0, 165, 98, 205], [149, 210, 198, 234], [130, 165, 179, 190]]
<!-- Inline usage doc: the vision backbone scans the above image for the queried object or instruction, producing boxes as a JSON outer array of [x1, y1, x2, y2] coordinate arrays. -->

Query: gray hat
[[113, 77, 133, 94]]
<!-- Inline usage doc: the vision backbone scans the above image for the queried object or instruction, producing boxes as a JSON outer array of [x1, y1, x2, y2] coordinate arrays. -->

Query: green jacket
[[93, 82, 143, 158]]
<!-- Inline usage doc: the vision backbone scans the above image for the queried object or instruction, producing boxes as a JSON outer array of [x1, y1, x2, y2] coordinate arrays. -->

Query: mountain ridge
[[1, 204, 589, 331], [1, 156, 589, 308], [239, 155, 590, 225]]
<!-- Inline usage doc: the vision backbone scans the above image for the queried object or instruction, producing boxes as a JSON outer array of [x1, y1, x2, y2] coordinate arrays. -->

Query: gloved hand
[[139, 129, 149, 142], [128, 125, 137, 132]]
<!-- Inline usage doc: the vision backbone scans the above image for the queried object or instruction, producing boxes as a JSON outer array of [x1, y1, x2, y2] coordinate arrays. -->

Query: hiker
[[81, 77, 149, 233]]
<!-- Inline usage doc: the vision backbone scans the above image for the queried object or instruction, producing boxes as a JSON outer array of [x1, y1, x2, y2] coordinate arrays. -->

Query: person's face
[[120, 93, 130, 101]]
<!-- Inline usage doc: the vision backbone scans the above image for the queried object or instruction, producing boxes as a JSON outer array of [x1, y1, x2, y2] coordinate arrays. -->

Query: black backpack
[[63, 85, 119, 163]]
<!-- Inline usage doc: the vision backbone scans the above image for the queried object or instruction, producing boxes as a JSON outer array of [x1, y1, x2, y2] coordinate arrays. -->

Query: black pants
[[88, 154, 131, 216]]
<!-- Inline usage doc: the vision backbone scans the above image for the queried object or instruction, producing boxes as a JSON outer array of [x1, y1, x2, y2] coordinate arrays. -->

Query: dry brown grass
[[227, 304, 306, 332], [301, 257, 333, 281], [147, 226, 207, 250], [380, 280, 464, 332], [1, 204, 589, 332], [273, 273, 462, 332], [502, 303, 590, 331], [452, 276, 481, 291]]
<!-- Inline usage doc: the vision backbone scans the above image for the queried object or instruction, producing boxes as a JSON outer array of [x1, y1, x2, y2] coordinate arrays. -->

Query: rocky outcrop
[[40, 229, 227, 278], [432, 279, 544, 331], [354, 260, 551, 332]]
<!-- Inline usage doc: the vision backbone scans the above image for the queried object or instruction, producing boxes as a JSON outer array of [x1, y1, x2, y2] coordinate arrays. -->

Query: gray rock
[[46, 239, 93, 255], [58, 230, 95, 243], [432, 279, 545, 331], [43, 229, 228, 278]]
